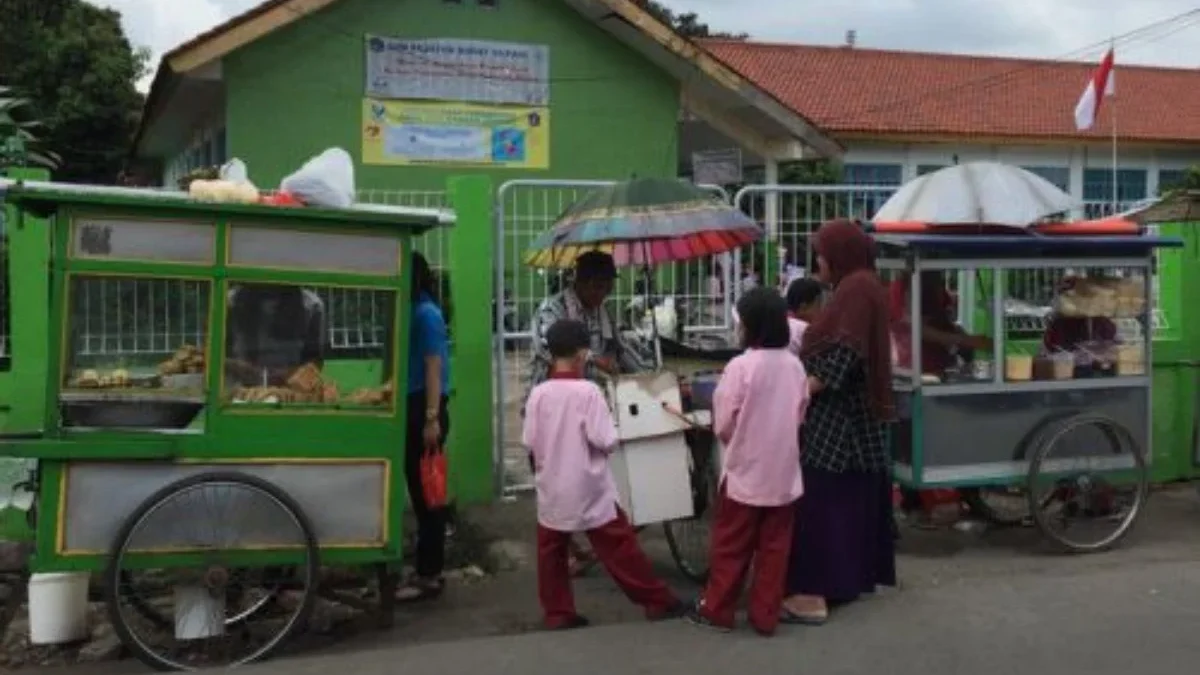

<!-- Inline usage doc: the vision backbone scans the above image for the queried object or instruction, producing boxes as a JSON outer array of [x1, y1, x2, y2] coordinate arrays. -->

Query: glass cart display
[[0, 179, 452, 670], [880, 233, 1181, 553]]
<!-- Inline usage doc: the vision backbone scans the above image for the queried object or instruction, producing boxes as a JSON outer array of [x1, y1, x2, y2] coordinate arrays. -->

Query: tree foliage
[[1161, 167, 1200, 193], [636, 1, 749, 39], [0, 0, 148, 183]]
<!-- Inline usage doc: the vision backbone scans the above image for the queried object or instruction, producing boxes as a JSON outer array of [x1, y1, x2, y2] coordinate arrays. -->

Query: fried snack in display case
[[63, 276, 211, 395], [223, 282, 396, 409]]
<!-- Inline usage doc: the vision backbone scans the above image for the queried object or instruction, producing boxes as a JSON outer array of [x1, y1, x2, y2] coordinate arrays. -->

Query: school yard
[[32, 483, 1200, 675]]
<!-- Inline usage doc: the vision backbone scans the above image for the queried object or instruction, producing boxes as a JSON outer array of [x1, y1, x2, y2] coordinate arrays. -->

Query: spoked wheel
[[1026, 414, 1148, 553], [663, 430, 719, 583], [104, 472, 319, 671]]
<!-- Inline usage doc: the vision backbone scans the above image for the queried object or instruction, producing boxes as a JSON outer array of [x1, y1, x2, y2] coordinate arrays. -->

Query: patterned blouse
[[801, 344, 890, 473], [527, 288, 648, 395]]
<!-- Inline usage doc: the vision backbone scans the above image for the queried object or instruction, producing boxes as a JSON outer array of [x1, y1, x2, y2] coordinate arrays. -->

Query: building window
[[1022, 166, 1069, 192], [842, 163, 902, 186], [215, 127, 228, 166], [1083, 168, 1146, 218], [916, 164, 945, 177], [1158, 169, 1190, 194]]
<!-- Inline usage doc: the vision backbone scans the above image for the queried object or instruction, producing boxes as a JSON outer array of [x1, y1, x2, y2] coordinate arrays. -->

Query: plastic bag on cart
[[279, 147, 356, 209]]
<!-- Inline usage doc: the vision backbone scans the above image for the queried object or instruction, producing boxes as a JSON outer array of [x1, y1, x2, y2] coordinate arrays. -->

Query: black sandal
[[395, 576, 445, 603]]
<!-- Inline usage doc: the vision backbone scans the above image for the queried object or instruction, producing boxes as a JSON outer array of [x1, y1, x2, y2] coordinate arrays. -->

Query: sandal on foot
[[779, 607, 828, 626], [395, 576, 445, 603]]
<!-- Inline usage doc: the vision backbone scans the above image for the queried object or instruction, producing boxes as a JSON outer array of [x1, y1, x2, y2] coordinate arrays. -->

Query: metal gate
[[493, 179, 731, 496]]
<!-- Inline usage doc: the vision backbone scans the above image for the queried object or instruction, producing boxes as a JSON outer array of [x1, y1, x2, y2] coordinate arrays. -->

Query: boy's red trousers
[[699, 488, 795, 634], [537, 508, 678, 629]]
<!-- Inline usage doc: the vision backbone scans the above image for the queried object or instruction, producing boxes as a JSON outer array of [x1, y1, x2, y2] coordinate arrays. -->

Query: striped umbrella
[[523, 177, 762, 269]]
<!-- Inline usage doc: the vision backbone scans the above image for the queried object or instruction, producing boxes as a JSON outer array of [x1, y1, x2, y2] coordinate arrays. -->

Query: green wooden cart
[[0, 178, 453, 670]]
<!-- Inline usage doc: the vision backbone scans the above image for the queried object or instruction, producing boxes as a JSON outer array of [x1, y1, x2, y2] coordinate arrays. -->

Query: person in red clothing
[[523, 319, 683, 631], [1042, 278, 1118, 352], [889, 271, 991, 526], [889, 271, 991, 374]]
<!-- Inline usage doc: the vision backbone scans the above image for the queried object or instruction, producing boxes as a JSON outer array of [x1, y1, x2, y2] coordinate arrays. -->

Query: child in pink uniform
[[785, 278, 824, 357], [523, 319, 683, 631], [686, 288, 809, 636]]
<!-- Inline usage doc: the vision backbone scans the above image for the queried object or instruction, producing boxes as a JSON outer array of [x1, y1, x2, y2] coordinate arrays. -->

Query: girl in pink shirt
[[686, 288, 810, 636], [523, 319, 682, 631]]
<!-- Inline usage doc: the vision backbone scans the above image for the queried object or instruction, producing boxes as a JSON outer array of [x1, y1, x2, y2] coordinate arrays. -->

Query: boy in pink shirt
[[686, 288, 809, 636], [523, 319, 683, 630]]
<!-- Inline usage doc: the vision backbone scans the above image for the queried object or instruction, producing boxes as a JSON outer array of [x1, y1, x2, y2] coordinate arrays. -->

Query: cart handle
[[661, 403, 709, 431]]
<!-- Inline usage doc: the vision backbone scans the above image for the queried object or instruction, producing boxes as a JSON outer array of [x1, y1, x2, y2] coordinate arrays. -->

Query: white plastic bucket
[[27, 572, 90, 645], [174, 585, 225, 640]]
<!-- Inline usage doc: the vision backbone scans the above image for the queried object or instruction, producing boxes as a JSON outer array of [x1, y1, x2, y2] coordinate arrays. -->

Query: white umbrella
[[872, 162, 1077, 227]]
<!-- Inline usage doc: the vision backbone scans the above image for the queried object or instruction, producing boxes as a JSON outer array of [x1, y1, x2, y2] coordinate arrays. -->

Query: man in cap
[[528, 251, 648, 390]]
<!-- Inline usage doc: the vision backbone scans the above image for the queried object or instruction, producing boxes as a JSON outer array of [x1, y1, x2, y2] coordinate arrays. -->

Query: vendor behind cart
[[528, 250, 648, 576], [889, 271, 991, 375], [528, 251, 648, 389], [226, 284, 326, 386]]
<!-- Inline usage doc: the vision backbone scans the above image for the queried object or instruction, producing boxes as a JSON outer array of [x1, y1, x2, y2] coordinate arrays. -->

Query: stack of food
[[231, 362, 340, 404], [1055, 276, 1147, 318], [158, 345, 205, 375], [346, 380, 393, 406], [71, 368, 132, 389]]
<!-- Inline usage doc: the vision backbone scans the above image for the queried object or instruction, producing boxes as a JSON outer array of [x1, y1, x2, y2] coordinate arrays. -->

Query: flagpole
[[1110, 40, 1118, 212]]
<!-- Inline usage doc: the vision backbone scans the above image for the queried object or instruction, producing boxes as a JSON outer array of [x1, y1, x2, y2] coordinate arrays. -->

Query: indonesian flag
[[1074, 48, 1115, 130]]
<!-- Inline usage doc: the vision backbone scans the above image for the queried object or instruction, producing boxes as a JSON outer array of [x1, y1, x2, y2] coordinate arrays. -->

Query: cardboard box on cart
[[605, 371, 695, 526]]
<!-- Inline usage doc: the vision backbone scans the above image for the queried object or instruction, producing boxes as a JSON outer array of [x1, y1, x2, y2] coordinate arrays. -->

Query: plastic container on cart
[[27, 572, 90, 645], [1005, 353, 1033, 381]]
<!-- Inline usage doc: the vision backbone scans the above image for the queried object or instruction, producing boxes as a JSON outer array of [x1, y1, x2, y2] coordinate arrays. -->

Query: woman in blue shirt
[[398, 251, 452, 602]]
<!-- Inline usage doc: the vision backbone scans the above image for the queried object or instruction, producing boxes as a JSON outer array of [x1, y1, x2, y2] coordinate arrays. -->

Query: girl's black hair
[[411, 251, 452, 324], [785, 277, 824, 310], [736, 287, 790, 349]]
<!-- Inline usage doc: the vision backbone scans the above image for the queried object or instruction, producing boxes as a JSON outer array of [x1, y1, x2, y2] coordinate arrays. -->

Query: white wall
[[841, 140, 1200, 217]]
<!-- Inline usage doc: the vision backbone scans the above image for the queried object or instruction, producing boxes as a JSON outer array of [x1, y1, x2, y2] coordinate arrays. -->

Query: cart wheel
[[1025, 414, 1148, 553], [104, 471, 319, 671], [663, 432, 719, 583]]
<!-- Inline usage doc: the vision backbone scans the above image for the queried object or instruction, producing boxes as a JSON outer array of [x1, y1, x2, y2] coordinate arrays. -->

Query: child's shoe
[[683, 599, 731, 633]]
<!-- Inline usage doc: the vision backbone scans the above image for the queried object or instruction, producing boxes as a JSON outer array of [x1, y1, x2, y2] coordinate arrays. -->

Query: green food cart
[[0, 177, 453, 670]]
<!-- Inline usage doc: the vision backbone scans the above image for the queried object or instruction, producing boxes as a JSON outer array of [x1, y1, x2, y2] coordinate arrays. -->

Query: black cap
[[574, 251, 617, 281]]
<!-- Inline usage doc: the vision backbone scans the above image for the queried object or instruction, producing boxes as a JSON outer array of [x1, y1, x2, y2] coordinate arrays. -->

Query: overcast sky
[[96, 0, 1200, 90]]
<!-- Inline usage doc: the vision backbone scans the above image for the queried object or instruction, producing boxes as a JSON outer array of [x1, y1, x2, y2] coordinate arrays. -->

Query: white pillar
[[1068, 145, 1085, 220], [764, 158, 780, 284]]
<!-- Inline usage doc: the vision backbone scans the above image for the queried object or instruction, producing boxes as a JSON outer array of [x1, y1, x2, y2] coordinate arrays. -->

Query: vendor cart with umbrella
[[871, 163, 1180, 551], [524, 177, 762, 581]]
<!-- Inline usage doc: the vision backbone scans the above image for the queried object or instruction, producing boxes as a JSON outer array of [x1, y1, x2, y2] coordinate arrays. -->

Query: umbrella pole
[[642, 263, 663, 370]]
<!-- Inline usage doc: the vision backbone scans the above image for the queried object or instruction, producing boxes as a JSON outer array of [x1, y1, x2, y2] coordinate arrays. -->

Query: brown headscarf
[[799, 219, 895, 421]]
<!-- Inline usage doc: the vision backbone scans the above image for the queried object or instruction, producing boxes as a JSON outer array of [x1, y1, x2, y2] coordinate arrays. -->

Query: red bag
[[420, 451, 448, 509]]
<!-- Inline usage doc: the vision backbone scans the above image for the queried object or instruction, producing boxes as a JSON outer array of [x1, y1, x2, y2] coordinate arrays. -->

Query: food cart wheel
[[663, 431, 719, 583], [1025, 414, 1148, 554], [104, 471, 320, 671]]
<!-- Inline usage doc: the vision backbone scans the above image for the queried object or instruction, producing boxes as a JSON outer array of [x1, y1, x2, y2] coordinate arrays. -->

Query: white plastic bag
[[280, 148, 355, 209], [220, 158, 250, 185]]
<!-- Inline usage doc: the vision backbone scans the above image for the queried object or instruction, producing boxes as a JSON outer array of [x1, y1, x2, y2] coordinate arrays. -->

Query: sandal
[[779, 607, 828, 626], [395, 576, 445, 603]]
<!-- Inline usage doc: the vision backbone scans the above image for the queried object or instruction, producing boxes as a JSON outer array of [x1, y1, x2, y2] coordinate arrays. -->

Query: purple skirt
[[786, 465, 897, 602]]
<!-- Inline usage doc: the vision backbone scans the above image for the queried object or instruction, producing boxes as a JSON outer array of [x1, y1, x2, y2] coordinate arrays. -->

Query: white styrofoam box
[[607, 372, 689, 442], [609, 433, 694, 527]]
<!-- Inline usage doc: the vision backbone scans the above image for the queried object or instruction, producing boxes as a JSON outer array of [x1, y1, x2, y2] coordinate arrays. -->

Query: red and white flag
[[1074, 48, 1115, 130]]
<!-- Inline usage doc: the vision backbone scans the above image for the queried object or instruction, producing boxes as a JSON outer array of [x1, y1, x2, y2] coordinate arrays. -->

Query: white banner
[[365, 35, 550, 106]]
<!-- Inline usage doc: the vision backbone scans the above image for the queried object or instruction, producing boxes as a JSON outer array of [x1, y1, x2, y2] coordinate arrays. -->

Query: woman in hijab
[[781, 219, 897, 625]]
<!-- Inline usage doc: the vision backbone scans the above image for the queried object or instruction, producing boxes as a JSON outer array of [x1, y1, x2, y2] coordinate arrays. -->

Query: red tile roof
[[701, 39, 1200, 144]]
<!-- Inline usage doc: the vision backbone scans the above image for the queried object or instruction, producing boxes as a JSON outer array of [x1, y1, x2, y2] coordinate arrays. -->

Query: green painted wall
[[222, 0, 681, 191]]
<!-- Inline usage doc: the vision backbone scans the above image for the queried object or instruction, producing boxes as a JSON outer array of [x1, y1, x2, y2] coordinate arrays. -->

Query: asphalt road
[[243, 557, 1200, 675]]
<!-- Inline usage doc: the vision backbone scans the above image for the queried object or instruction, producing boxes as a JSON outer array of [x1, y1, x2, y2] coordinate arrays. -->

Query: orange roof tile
[[701, 39, 1200, 143]]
